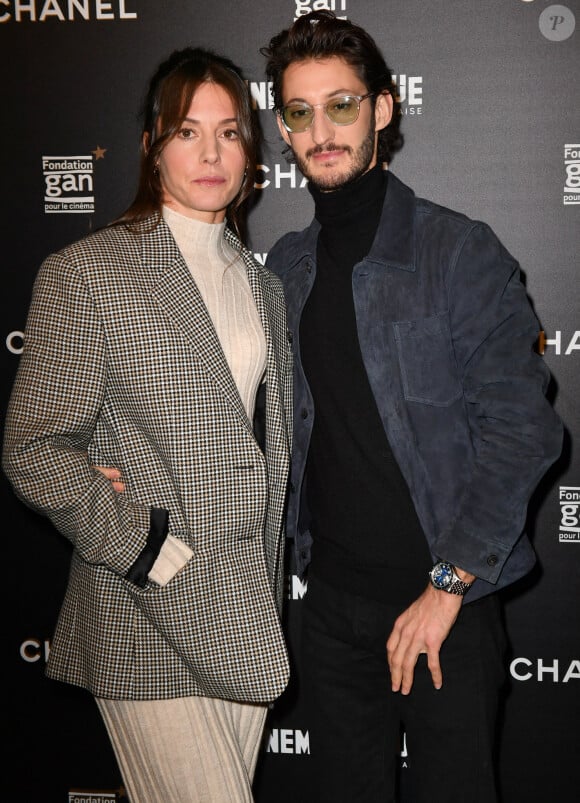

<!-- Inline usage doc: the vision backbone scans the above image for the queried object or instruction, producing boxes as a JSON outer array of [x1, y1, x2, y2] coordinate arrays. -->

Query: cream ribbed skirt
[[96, 695, 267, 803]]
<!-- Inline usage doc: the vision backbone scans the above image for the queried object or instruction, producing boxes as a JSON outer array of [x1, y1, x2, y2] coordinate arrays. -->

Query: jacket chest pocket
[[393, 312, 462, 406]]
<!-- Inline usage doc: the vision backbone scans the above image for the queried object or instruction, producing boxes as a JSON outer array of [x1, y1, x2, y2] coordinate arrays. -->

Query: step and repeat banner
[[2, 1, 579, 801]]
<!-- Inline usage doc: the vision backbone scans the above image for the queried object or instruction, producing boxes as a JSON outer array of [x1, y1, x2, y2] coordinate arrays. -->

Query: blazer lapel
[[240, 242, 290, 595], [142, 220, 251, 429], [239, 241, 288, 459]]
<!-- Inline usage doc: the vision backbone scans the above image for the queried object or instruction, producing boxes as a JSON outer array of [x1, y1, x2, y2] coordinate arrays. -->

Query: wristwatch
[[429, 561, 472, 596]]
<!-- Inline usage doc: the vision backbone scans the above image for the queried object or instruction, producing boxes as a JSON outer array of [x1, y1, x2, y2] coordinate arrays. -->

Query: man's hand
[[386, 584, 462, 695], [94, 465, 125, 493]]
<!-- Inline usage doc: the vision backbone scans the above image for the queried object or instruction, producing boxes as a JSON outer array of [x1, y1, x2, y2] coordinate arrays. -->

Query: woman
[[3, 47, 292, 802]]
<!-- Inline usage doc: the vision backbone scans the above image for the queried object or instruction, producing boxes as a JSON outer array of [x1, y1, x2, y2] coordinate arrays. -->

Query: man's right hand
[[386, 583, 462, 695]]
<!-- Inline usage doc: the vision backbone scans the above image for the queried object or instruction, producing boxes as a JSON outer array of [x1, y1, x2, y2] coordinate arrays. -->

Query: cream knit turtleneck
[[162, 205, 266, 421]]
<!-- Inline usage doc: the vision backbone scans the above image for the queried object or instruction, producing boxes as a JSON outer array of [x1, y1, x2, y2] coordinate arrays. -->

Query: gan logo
[[0, 1, 137, 23], [564, 144, 580, 205], [559, 486, 580, 543], [392, 74, 423, 117], [294, 0, 347, 21], [43, 154, 95, 214]]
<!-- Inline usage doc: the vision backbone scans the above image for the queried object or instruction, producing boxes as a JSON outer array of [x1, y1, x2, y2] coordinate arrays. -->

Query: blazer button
[[300, 408, 309, 419], [487, 554, 498, 566], [287, 330, 293, 344], [290, 482, 296, 493]]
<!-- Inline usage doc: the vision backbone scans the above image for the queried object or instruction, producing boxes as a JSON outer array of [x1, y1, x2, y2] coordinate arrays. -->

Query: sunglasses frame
[[278, 92, 375, 133]]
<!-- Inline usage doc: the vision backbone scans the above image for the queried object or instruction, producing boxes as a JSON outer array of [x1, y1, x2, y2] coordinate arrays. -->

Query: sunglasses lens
[[281, 96, 364, 132], [327, 97, 359, 125], [282, 103, 313, 133]]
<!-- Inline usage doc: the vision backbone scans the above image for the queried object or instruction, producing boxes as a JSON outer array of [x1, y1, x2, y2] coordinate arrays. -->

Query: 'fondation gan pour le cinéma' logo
[[559, 486, 580, 543], [43, 154, 95, 214]]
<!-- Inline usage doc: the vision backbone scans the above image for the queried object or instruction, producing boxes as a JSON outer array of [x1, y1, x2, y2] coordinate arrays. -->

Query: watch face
[[431, 562, 453, 589]]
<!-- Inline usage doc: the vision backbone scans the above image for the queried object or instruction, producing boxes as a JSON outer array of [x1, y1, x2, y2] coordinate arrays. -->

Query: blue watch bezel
[[430, 561, 455, 590]]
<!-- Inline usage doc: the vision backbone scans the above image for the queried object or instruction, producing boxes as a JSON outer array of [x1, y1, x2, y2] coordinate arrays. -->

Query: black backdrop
[[2, 1, 579, 801]]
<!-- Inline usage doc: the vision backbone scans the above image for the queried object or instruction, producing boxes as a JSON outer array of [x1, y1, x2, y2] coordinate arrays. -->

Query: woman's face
[[158, 81, 246, 224]]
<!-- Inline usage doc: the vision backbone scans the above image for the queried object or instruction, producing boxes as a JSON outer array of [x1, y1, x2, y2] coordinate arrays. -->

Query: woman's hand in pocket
[[94, 466, 125, 493]]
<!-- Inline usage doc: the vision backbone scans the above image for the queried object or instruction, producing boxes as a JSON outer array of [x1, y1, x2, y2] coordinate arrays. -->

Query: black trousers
[[300, 574, 507, 803]]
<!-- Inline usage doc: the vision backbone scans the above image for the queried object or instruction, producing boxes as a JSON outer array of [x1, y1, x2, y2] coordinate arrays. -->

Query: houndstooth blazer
[[3, 216, 292, 703]]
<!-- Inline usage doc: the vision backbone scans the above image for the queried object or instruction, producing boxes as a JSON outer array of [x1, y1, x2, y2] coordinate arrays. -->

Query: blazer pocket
[[124, 542, 289, 704], [393, 312, 462, 407]]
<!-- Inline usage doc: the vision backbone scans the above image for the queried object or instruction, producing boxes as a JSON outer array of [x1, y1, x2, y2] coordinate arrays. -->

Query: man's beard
[[294, 121, 376, 191]]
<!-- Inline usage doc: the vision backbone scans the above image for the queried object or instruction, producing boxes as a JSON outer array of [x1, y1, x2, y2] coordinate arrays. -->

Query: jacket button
[[487, 554, 498, 567], [287, 330, 293, 344], [290, 482, 296, 493], [300, 550, 308, 560], [300, 408, 309, 419], [305, 261, 313, 273]]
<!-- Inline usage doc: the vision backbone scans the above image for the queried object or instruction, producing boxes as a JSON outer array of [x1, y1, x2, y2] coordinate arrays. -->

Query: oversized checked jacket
[[3, 217, 293, 703]]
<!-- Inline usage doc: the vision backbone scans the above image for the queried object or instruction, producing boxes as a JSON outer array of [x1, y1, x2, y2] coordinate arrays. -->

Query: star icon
[[92, 145, 107, 160]]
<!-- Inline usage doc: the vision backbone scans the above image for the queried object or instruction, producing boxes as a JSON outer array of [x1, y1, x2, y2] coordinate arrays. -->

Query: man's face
[[277, 56, 392, 191]]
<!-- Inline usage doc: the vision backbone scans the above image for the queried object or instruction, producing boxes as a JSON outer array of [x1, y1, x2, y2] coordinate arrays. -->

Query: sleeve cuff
[[125, 507, 169, 588], [148, 535, 193, 586]]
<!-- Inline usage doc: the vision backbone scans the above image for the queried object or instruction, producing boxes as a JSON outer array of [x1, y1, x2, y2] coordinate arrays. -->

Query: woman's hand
[[94, 466, 125, 493]]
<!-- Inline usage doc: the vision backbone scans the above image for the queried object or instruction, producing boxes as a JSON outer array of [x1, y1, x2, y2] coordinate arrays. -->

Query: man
[[262, 11, 563, 803]]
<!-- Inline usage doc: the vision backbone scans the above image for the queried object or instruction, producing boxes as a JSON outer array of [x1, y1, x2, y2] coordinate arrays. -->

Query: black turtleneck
[[300, 164, 431, 605]]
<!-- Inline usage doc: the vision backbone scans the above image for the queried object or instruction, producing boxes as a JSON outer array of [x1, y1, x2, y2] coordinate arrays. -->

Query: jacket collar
[[366, 171, 416, 272], [284, 170, 416, 273]]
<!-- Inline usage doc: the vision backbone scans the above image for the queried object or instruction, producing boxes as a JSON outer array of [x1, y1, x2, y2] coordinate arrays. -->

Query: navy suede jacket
[[267, 171, 563, 601]]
